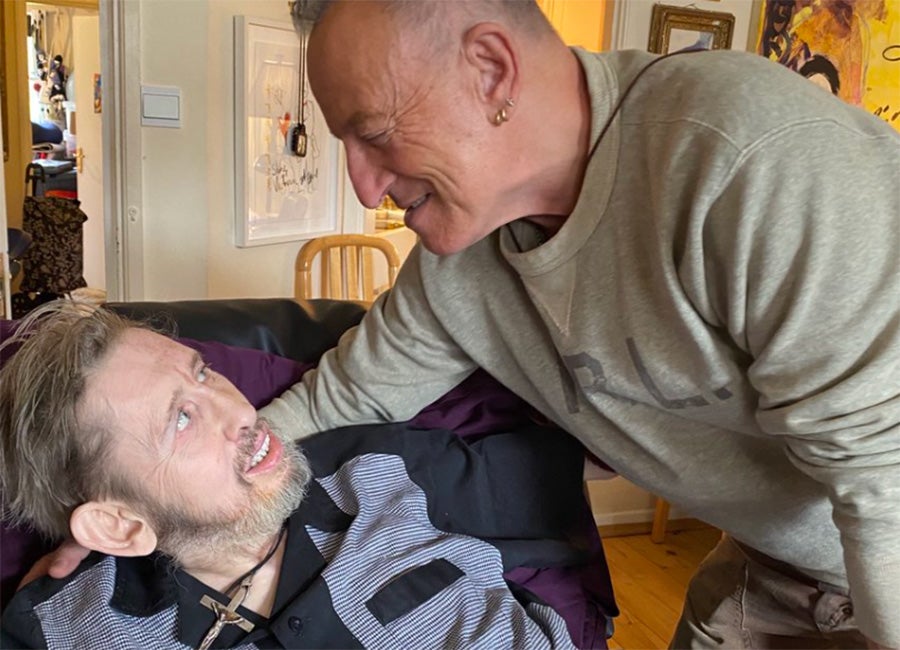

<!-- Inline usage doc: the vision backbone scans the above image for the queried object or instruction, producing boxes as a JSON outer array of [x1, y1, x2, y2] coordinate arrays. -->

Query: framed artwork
[[756, 0, 900, 133], [234, 16, 341, 247], [647, 4, 736, 55]]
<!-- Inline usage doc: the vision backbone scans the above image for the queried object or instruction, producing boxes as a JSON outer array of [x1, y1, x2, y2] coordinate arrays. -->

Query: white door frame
[[100, 0, 143, 301]]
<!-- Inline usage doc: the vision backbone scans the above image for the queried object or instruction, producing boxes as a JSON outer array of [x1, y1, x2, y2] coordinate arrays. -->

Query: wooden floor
[[603, 527, 721, 650]]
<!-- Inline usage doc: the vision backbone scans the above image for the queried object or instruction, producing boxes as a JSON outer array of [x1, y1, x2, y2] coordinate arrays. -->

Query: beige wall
[[139, 0, 207, 299], [138, 0, 350, 301]]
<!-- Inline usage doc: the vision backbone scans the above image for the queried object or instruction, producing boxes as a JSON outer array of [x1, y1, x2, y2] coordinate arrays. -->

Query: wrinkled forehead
[[308, 1, 396, 64], [308, 3, 406, 83], [79, 329, 191, 426], [97, 328, 187, 376]]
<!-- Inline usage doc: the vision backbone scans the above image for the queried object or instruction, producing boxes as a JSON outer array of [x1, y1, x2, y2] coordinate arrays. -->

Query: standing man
[[264, 1, 900, 648]]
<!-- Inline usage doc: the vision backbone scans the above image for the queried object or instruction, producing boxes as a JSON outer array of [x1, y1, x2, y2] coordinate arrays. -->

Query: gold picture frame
[[648, 4, 735, 55]]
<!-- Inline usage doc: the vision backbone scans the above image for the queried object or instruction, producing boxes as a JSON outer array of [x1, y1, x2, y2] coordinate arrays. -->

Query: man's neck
[[503, 46, 592, 240], [178, 529, 287, 617]]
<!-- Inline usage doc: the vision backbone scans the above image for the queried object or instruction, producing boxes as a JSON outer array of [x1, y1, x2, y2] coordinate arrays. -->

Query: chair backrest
[[294, 234, 401, 303]]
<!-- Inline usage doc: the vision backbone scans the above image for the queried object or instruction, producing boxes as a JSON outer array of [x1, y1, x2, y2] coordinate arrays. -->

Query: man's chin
[[417, 230, 483, 257], [154, 440, 312, 563]]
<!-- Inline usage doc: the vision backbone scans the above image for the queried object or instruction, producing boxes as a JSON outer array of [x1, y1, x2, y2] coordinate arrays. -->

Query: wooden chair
[[294, 234, 401, 303], [651, 497, 670, 543]]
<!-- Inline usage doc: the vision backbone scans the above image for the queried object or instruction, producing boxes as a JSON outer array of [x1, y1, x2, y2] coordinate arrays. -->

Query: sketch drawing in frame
[[234, 16, 340, 247], [648, 4, 736, 55]]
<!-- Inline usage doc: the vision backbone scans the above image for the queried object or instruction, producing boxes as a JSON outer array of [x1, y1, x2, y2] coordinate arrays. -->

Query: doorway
[[25, 2, 104, 294], [1, 0, 134, 307]]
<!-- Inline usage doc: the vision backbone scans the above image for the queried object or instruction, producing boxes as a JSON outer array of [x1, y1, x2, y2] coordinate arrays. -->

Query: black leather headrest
[[104, 298, 367, 363]]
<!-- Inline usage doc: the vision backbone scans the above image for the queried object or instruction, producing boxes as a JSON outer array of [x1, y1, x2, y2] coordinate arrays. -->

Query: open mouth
[[248, 432, 271, 470]]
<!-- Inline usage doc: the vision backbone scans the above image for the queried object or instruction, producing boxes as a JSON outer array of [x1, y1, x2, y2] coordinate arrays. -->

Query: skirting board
[[591, 505, 686, 528], [592, 504, 714, 538], [597, 517, 713, 538]]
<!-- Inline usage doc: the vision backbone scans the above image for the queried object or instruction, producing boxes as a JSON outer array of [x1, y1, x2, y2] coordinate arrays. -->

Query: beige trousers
[[670, 535, 867, 649]]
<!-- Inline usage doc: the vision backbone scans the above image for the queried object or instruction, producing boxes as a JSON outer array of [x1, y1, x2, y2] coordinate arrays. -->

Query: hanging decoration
[[287, 0, 315, 157]]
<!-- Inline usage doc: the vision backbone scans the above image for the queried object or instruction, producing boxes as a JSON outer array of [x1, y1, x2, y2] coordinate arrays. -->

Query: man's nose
[[213, 388, 258, 442], [345, 142, 395, 208]]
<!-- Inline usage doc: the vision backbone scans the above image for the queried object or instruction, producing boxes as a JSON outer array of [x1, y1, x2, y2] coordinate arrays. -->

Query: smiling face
[[308, 2, 517, 255], [80, 329, 310, 558]]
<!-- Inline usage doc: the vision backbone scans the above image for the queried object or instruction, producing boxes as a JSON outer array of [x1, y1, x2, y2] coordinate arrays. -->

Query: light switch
[[141, 85, 181, 128]]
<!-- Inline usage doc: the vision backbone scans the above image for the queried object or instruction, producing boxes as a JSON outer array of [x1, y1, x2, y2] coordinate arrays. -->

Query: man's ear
[[462, 23, 520, 115], [70, 501, 158, 557]]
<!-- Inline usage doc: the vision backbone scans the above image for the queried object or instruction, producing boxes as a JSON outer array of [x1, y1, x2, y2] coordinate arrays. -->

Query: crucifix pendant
[[197, 577, 255, 650]]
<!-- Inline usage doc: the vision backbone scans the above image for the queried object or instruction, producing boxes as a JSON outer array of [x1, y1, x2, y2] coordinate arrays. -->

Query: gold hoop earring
[[493, 107, 509, 125]]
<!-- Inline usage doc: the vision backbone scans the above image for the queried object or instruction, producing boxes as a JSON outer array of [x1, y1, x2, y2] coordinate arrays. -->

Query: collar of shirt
[[105, 484, 356, 649]]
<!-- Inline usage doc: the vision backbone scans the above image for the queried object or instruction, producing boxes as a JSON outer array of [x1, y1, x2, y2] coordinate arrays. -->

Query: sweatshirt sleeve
[[705, 119, 900, 647], [260, 245, 477, 439]]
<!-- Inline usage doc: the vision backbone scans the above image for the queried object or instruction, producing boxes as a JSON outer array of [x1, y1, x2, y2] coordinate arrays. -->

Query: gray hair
[[0, 302, 145, 539]]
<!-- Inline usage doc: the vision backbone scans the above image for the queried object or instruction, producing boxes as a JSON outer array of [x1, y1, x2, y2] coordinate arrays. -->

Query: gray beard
[[143, 434, 312, 567]]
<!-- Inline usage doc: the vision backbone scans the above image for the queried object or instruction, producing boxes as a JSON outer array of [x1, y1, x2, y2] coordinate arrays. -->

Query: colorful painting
[[757, 0, 900, 132]]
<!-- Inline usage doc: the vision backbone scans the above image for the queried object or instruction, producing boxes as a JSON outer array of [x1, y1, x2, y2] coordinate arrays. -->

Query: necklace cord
[[222, 521, 288, 597]]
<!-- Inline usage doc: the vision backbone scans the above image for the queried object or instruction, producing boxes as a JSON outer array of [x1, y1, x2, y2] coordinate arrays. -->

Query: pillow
[[181, 338, 311, 410]]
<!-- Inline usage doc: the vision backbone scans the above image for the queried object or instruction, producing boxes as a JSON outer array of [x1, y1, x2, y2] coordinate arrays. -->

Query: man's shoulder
[[3, 552, 109, 610], [1, 554, 113, 646], [1, 553, 177, 648], [593, 49, 885, 151]]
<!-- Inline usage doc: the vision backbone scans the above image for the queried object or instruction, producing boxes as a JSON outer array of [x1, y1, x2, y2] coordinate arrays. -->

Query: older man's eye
[[198, 365, 210, 382], [362, 129, 391, 146], [176, 409, 191, 432]]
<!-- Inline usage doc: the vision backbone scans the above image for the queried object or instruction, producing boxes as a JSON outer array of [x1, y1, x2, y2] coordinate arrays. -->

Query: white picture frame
[[234, 16, 341, 247]]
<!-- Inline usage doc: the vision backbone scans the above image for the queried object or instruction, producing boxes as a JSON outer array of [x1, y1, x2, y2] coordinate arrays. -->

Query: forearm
[[262, 254, 476, 437]]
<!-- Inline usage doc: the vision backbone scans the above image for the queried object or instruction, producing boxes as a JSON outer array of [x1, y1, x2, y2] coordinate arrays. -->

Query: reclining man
[[0, 303, 598, 649]]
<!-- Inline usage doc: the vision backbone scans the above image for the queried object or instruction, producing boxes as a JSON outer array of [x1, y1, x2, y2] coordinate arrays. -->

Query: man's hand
[[17, 541, 90, 589]]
